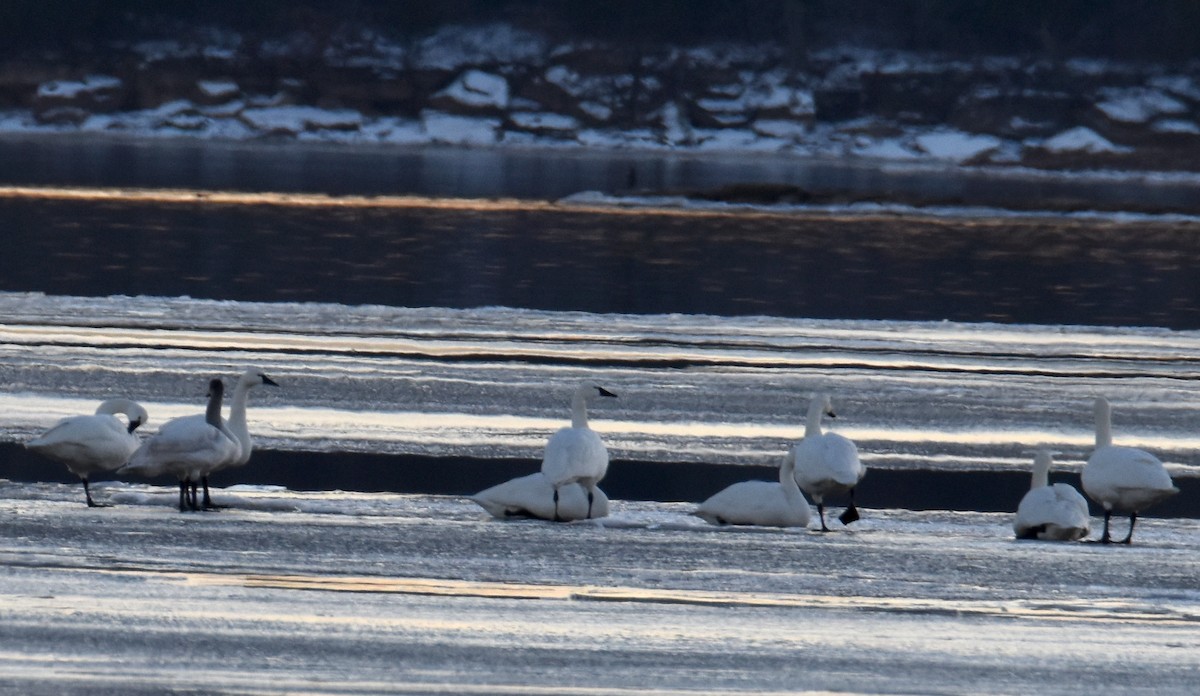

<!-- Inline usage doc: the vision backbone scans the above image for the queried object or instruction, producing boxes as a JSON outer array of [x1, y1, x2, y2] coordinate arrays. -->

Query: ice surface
[[0, 486, 1197, 694]]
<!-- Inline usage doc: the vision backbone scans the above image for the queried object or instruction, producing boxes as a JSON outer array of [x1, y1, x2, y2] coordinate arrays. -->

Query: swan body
[[120, 379, 240, 511], [1013, 450, 1089, 541], [790, 393, 866, 531], [1082, 397, 1177, 544], [695, 454, 812, 528], [540, 384, 618, 520], [470, 472, 610, 521], [26, 398, 148, 507]]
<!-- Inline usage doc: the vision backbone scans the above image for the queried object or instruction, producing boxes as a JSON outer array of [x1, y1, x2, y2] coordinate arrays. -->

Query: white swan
[[1013, 449, 1090, 541], [470, 472, 610, 521], [26, 398, 149, 507], [1081, 396, 1178, 544], [540, 384, 618, 521], [694, 453, 812, 528], [119, 379, 241, 512], [790, 393, 866, 531], [198, 368, 278, 508]]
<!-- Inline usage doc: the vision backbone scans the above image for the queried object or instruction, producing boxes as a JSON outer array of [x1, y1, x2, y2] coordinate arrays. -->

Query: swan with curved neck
[[1013, 449, 1089, 541], [695, 451, 812, 527], [790, 393, 866, 532], [540, 384, 618, 521], [1081, 397, 1178, 544], [26, 398, 149, 507], [120, 379, 240, 512]]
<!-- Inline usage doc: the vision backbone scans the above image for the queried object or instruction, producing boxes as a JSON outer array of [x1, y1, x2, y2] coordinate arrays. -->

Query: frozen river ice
[[2, 290, 1200, 692], [0, 485, 1198, 695]]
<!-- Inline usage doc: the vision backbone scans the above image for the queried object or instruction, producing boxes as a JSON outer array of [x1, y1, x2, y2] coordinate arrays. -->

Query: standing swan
[[1013, 449, 1090, 541], [1081, 396, 1178, 544], [791, 393, 866, 532], [694, 453, 812, 528], [120, 379, 241, 512], [540, 384, 618, 521], [26, 398, 149, 507], [198, 368, 279, 508]]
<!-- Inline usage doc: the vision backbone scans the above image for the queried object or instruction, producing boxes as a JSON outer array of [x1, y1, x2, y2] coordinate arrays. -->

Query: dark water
[[3, 134, 1200, 212], [4, 443, 1198, 517], [3, 193, 1200, 328]]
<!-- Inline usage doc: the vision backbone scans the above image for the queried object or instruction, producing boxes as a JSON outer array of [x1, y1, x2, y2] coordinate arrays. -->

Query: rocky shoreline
[[2, 22, 1199, 175]]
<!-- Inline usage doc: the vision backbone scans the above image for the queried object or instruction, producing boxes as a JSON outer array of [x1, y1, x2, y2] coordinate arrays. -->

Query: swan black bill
[[262, 374, 280, 387], [597, 387, 617, 398]]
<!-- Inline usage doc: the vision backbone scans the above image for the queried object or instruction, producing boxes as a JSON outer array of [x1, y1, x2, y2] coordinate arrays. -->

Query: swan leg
[[838, 488, 860, 525], [552, 488, 561, 522], [1099, 510, 1112, 544], [1119, 512, 1137, 545], [817, 503, 830, 532], [81, 478, 111, 508], [586, 489, 594, 519], [188, 481, 201, 512], [201, 476, 227, 510], [178, 481, 190, 512]]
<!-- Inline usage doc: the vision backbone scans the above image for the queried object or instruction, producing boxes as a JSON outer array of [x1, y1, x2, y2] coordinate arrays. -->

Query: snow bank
[[1040, 127, 1131, 154]]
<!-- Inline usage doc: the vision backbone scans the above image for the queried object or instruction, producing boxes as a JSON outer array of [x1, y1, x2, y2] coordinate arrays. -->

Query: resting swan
[[1013, 450, 1089, 541], [470, 472, 610, 521], [26, 398, 149, 507], [790, 393, 866, 531], [694, 453, 812, 528], [120, 379, 241, 512], [540, 384, 618, 521], [1081, 396, 1178, 544]]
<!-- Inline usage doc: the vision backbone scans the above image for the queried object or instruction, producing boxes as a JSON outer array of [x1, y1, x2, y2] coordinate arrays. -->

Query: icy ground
[[0, 485, 1197, 694]]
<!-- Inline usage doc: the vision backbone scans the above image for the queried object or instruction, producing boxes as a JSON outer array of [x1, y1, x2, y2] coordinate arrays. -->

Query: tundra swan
[[471, 472, 610, 521], [1081, 397, 1177, 544], [120, 379, 240, 511], [1013, 449, 1089, 541], [540, 384, 617, 521], [790, 393, 866, 531], [26, 398, 148, 507], [694, 453, 811, 528]]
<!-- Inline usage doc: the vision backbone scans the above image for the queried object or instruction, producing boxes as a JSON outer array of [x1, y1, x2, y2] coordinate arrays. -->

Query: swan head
[[240, 368, 279, 388], [126, 406, 149, 434]]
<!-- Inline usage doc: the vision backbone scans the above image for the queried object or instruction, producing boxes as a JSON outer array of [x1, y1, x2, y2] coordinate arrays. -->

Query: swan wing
[[540, 427, 609, 487], [1083, 445, 1176, 510], [1014, 484, 1090, 540], [121, 416, 239, 478], [792, 433, 864, 497], [27, 414, 138, 474]]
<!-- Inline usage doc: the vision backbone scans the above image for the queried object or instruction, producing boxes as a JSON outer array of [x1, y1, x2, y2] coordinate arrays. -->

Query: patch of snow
[[1148, 75, 1200, 103], [1095, 88, 1187, 124], [752, 119, 808, 140], [694, 129, 787, 152], [915, 130, 1002, 163], [241, 106, 363, 133], [197, 80, 239, 99], [1152, 119, 1200, 135], [854, 137, 923, 160], [37, 76, 122, 99], [660, 102, 692, 145], [417, 24, 545, 71], [509, 112, 578, 131], [1039, 126, 1131, 154], [361, 117, 426, 144], [435, 70, 509, 109], [578, 101, 613, 121], [421, 110, 500, 145]]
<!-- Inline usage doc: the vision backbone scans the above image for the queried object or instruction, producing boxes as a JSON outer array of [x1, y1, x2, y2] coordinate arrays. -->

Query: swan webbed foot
[[86, 500, 114, 508], [838, 504, 860, 525], [81, 480, 111, 508]]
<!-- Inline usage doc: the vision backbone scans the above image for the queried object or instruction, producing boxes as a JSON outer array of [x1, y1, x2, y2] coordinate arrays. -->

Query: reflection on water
[[4, 186, 1200, 328]]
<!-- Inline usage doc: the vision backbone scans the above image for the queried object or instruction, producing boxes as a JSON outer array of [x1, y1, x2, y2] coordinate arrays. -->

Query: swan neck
[[779, 454, 801, 496], [206, 389, 225, 428], [1031, 458, 1050, 489], [805, 400, 825, 438], [571, 390, 589, 429], [1094, 399, 1112, 448], [227, 379, 252, 436]]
